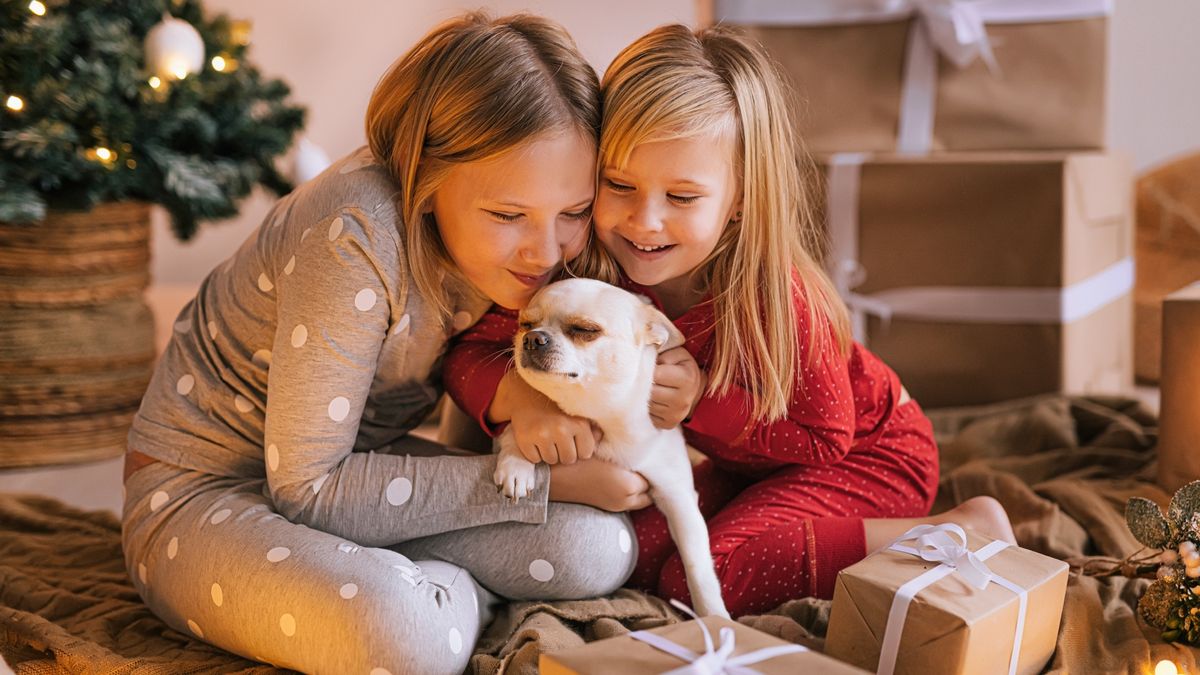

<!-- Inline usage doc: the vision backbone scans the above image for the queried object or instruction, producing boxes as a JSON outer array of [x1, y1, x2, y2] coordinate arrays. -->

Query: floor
[[0, 284, 1164, 518]]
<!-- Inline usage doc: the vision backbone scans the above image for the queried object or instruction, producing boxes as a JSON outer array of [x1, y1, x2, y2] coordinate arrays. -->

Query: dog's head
[[513, 278, 685, 418]]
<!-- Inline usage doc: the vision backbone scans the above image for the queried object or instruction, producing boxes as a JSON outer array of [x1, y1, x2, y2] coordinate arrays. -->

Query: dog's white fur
[[494, 278, 729, 618]]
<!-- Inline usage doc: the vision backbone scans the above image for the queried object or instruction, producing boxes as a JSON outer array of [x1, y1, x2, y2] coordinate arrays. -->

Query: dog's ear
[[642, 303, 686, 352]]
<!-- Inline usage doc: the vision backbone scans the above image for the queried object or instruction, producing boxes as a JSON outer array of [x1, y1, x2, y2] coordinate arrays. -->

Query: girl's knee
[[521, 506, 637, 599]]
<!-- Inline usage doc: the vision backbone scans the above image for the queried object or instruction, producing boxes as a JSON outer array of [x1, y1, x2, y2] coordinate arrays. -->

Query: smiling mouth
[[510, 270, 552, 287], [626, 238, 675, 254]]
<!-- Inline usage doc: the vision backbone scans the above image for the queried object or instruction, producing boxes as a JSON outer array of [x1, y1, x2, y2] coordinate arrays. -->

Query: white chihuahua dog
[[493, 278, 729, 619]]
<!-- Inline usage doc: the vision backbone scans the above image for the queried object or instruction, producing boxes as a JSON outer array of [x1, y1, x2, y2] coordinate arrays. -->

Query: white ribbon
[[714, 0, 1111, 153], [876, 524, 1028, 675], [629, 599, 809, 675], [824, 153, 1134, 344]]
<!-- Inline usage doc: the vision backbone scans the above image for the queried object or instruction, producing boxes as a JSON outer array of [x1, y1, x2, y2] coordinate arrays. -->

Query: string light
[[148, 76, 162, 90], [5, 95, 23, 111], [28, 0, 46, 16], [86, 146, 117, 167], [1156, 660, 1180, 675], [170, 63, 189, 80], [211, 55, 226, 71]]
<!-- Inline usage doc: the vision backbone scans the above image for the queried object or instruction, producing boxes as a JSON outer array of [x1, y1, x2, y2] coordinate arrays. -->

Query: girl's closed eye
[[667, 193, 700, 205], [486, 210, 522, 223], [563, 207, 593, 221], [604, 178, 634, 193]]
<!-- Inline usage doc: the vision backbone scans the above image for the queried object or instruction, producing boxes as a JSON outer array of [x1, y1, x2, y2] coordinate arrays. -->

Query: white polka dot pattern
[[266, 444, 279, 471], [385, 477, 412, 506], [149, 491, 169, 511], [291, 325, 307, 348], [266, 547, 290, 563], [176, 374, 195, 396], [328, 397, 350, 422], [279, 613, 296, 636], [167, 537, 179, 559], [327, 216, 343, 241], [211, 583, 223, 606], [528, 559, 555, 582], [257, 273, 274, 292], [339, 583, 358, 599], [354, 288, 377, 312]]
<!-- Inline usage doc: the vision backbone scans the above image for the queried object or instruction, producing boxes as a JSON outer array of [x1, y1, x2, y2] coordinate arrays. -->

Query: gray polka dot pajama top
[[120, 148, 636, 674]]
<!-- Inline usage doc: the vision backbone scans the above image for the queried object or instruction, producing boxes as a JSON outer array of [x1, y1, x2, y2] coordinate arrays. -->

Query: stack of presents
[[544, 0, 1121, 672]]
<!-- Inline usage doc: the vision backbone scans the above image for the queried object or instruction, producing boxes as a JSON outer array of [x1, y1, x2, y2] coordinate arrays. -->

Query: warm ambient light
[[211, 55, 226, 71], [5, 95, 23, 111], [94, 147, 112, 161], [1155, 659, 1179, 675], [148, 76, 162, 89], [28, 0, 46, 16]]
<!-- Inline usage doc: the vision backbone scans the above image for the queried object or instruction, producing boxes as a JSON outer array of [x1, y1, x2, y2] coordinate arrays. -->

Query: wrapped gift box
[[540, 614, 866, 674], [819, 151, 1133, 407], [713, 0, 1108, 154], [825, 525, 1069, 675]]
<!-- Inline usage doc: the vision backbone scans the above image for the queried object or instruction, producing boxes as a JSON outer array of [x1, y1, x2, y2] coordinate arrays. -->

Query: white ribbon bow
[[877, 523, 1028, 675], [912, 0, 998, 70], [629, 599, 809, 675], [890, 523, 994, 589]]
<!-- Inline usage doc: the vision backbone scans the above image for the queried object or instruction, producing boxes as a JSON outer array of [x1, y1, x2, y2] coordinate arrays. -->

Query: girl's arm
[[264, 210, 549, 545], [684, 296, 876, 466]]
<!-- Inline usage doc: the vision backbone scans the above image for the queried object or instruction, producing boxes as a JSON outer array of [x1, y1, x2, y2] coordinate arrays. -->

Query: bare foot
[[949, 496, 1017, 545]]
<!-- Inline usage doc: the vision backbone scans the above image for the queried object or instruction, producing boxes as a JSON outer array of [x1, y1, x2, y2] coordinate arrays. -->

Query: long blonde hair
[[576, 24, 850, 423], [366, 12, 600, 317]]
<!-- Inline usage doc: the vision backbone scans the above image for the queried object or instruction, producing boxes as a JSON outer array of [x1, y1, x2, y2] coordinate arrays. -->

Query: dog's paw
[[493, 453, 537, 503]]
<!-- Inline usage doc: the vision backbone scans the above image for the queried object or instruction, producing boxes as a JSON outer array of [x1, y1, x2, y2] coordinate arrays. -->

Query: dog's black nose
[[523, 330, 550, 352]]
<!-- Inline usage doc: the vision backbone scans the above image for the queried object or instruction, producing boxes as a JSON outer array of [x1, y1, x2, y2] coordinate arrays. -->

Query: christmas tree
[[0, 0, 305, 239]]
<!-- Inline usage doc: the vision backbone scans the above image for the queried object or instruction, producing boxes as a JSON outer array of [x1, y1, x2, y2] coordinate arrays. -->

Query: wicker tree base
[[0, 202, 155, 468]]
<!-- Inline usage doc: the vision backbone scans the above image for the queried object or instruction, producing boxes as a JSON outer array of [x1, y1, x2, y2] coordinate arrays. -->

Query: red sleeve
[[443, 304, 519, 437], [683, 290, 857, 466]]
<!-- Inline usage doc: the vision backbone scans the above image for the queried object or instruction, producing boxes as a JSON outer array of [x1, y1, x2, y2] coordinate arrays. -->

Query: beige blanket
[[1, 395, 1193, 674]]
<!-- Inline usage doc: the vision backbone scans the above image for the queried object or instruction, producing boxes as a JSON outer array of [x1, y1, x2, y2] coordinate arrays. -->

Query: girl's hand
[[548, 458, 653, 512], [493, 370, 599, 465], [650, 346, 706, 429]]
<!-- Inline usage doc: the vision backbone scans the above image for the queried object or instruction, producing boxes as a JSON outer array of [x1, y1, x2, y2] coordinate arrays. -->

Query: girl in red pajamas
[[444, 24, 1016, 617]]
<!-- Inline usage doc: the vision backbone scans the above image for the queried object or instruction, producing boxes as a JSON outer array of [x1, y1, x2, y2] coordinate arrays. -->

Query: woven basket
[[0, 202, 155, 468]]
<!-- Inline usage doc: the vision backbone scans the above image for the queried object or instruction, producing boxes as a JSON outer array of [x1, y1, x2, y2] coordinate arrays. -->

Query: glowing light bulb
[[5, 95, 23, 111], [28, 0, 46, 16], [94, 147, 113, 161], [148, 76, 162, 90], [211, 55, 226, 71], [1155, 660, 1179, 675]]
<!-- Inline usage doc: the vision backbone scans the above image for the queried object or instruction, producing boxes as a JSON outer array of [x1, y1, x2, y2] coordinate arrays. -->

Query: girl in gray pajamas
[[121, 13, 647, 675]]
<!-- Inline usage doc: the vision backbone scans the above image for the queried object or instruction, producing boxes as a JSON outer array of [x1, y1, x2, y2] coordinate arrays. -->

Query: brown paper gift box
[[714, 3, 1106, 154], [540, 615, 866, 674], [818, 151, 1133, 408], [825, 529, 1069, 675]]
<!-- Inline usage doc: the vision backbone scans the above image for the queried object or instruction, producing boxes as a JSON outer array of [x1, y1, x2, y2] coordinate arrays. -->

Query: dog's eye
[[518, 321, 535, 331], [566, 325, 602, 341]]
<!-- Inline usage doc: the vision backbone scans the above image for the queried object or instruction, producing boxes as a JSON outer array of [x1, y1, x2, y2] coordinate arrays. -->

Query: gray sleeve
[[263, 208, 548, 546]]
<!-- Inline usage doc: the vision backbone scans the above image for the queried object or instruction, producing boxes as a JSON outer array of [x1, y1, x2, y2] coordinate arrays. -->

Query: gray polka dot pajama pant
[[123, 452, 636, 675], [120, 150, 637, 674]]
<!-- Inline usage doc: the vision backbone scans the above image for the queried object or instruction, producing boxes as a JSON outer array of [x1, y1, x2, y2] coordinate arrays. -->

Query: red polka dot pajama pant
[[628, 402, 939, 617]]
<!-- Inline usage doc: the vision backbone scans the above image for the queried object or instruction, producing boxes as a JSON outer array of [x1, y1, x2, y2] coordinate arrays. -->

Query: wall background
[[151, 0, 1200, 286]]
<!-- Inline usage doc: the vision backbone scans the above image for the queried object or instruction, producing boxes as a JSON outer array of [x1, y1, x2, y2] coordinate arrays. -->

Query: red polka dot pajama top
[[444, 276, 939, 617]]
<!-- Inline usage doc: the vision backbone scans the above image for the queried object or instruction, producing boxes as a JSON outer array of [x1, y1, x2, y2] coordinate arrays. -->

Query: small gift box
[[819, 151, 1133, 407], [541, 602, 866, 674], [825, 524, 1069, 675], [712, 0, 1109, 154]]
